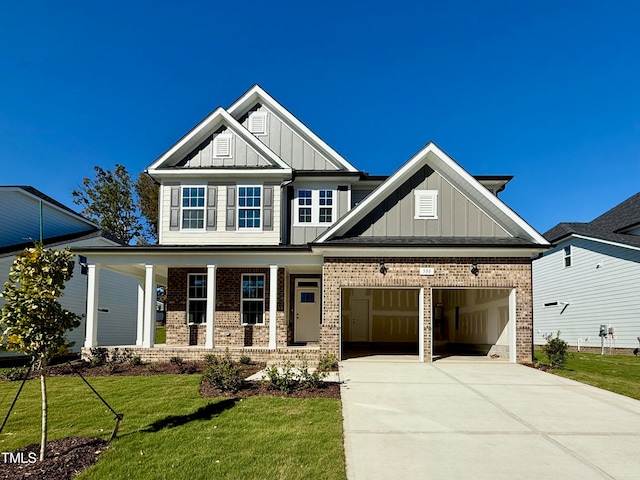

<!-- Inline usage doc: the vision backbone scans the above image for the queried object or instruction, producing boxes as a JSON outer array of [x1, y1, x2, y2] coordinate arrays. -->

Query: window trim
[[293, 187, 336, 226], [248, 111, 268, 135], [240, 274, 265, 326], [563, 245, 572, 268], [237, 185, 263, 231], [414, 190, 438, 220], [180, 186, 206, 230], [187, 273, 207, 325]]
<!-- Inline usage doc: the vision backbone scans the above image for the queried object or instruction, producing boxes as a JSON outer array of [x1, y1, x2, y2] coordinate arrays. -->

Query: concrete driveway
[[339, 357, 640, 480]]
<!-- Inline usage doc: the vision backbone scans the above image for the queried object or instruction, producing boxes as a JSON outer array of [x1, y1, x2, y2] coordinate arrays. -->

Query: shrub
[[88, 347, 109, 367], [317, 353, 338, 373], [298, 358, 328, 390], [203, 357, 243, 392], [543, 331, 570, 369], [239, 355, 251, 365], [169, 356, 184, 366], [129, 356, 142, 366], [3, 366, 29, 382], [263, 361, 297, 394]]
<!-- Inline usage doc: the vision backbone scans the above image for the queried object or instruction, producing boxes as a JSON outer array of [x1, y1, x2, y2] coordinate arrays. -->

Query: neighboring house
[[533, 192, 640, 353], [76, 85, 549, 364], [0, 186, 138, 356]]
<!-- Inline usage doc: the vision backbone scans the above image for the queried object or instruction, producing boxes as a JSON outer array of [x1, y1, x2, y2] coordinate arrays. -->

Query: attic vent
[[414, 190, 438, 219], [248, 112, 267, 135], [214, 134, 232, 158]]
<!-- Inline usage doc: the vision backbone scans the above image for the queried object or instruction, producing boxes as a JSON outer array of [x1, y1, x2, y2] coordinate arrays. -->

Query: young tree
[[0, 244, 80, 461], [135, 172, 159, 243]]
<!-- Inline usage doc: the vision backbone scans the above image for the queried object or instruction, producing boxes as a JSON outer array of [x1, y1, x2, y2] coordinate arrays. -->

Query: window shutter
[[263, 185, 273, 231], [206, 185, 217, 230], [170, 186, 180, 230], [414, 190, 438, 219], [226, 185, 236, 230], [214, 134, 232, 158]]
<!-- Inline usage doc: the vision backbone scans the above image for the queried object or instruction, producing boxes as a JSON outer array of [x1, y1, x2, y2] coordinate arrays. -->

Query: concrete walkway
[[339, 357, 640, 480]]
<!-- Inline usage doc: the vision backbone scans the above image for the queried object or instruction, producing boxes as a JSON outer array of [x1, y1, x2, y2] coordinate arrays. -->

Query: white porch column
[[269, 265, 278, 349], [205, 264, 216, 349], [142, 264, 156, 348], [136, 279, 144, 346], [84, 264, 100, 348]]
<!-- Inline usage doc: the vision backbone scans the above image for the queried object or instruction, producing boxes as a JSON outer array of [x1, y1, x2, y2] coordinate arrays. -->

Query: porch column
[[205, 264, 216, 349], [84, 264, 100, 348], [136, 279, 144, 346], [142, 264, 156, 348], [269, 265, 278, 349]]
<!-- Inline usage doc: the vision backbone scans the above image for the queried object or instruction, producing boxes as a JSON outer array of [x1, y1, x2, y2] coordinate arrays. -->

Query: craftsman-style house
[[77, 86, 549, 364]]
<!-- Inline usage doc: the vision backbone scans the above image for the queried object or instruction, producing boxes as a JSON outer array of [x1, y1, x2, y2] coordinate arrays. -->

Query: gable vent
[[214, 134, 232, 158], [248, 112, 267, 135], [414, 190, 438, 219]]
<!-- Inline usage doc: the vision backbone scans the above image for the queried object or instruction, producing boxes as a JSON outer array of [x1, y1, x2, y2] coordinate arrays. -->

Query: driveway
[[339, 357, 640, 480]]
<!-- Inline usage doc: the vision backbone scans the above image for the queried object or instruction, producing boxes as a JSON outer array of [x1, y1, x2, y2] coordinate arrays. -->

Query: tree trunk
[[39, 363, 48, 461]]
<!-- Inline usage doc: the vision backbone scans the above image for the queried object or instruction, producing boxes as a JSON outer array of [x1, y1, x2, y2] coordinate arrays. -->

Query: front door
[[295, 280, 320, 342], [351, 298, 369, 341]]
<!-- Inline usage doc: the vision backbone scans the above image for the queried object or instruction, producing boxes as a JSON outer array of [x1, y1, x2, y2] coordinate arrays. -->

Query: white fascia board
[[227, 85, 358, 172], [572, 234, 640, 253], [147, 168, 291, 178], [311, 245, 547, 258]]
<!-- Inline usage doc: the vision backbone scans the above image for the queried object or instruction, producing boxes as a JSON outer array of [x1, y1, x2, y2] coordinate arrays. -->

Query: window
[[187, 274, 207, 324], [294, 188, 336, 225], [300, 292, 315, 303], [238, 186, 261, 229], [564, 246, 572, 267], [213, 134, 232, 158], [414, 190, 438, 219], [298, 189, 312, 223], [248, 112, 267, 135], [182, 187, 205, 229], [241, 274, 264, 325]]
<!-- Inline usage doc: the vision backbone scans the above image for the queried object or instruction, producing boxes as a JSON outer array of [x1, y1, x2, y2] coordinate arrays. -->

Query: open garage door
[[432, 288, 512, 360], [341, 288, 420, 359]]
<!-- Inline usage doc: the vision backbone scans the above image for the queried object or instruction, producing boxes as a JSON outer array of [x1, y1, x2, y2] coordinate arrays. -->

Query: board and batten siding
[[160, 182, 281, 245], [289, 185, 350, 244], [239, 104, 341, 171], [180, 129, 272, 168], [345, 166, 509, 238], [532, 237, 640, 349]]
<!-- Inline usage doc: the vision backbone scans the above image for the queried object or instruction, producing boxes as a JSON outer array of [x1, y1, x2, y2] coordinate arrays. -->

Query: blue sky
[[1, 1, 639, 234]]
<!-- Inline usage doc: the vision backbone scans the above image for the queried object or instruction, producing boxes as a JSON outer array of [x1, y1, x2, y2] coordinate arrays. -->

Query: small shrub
[[3, 366, 29, 382], [88, 347, 108, 367], [106, 362, 120, 374], [263, 361, 296, 394], [170, 356, 184, 366], [239, 355, 251, 365], [147, 363, 162, 373], [543, 331, 570, 369], [129, 356, 142, 366], [298, 359, 328, 390], [317, 353, 338, 373], [204, 354, 219, 365], [203, 358, 243, 392]]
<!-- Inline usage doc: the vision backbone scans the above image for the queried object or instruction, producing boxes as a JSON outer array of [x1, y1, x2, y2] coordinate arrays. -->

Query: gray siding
[[290, 185, 350, 244], [351, 187, 375, 208], [239, 104, 341, 171], [345, 166, 509, 238], [180, 128, 272, 168], [533, 237, 640, 349]]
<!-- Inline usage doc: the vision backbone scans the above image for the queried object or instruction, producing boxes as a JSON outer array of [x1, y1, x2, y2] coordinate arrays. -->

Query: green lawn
[[155, 326, 166, 344], [534, 349, 640, 400], [0, 375, 346, 479]]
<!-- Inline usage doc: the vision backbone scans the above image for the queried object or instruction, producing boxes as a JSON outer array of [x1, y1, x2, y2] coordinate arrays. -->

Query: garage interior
[[341, 288, 420, 359], [432, 288, 511, 360]]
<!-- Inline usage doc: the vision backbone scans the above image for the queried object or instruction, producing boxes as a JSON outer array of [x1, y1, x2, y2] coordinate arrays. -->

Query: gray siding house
[[77, 85, 549, 364], [0, 186, 138, 356], [533, 193, 640, 352]]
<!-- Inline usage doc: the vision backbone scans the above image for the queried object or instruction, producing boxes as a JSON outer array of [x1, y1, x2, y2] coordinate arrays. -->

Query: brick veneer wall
[[321, 257, 533, 364], [166, 267, 287, 348]]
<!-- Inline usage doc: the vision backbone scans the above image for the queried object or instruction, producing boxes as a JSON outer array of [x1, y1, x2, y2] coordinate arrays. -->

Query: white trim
[[315, 142, 549, 245], [148, 168, 291, 178], [419, 287, 425, 362], [240, 273, 265, 325], [142, 264, 156, 348], [293, 186, 336, 226], [205, 265, 216, 348], [269, 265, 278, 349], [571, 234, 640, 253], [136, 280, 144, 346], [509, 289, 516, 363], [187, 273, 207, 325], [227, 85, 358, 172], [237, 185, 263, 231], [180, 185, 206, 231], [84, 264, 100, 348], [563, 245, 572, 268]]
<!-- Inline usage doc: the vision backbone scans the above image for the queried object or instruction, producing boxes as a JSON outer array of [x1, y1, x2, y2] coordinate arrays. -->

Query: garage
[[432, 288, 513, 360], [341, 288, 420, 359]]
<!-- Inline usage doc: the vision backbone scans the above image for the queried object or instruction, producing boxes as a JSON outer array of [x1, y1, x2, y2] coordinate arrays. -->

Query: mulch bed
[[200, 378, 342, 399], [0, 437, 109, 480]]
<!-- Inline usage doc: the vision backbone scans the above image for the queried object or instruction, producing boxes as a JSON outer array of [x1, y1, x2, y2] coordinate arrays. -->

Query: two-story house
[[77, 86, 549, 364]]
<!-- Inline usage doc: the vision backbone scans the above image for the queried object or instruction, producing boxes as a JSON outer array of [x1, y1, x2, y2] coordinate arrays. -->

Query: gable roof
[[227, 85, 358, 173], [544, 192, 640, 250], [147, 107, 291, 174], [315, 142, 549, 245]]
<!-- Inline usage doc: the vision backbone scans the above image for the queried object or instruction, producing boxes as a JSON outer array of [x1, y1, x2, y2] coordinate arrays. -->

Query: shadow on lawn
[[143, 398, 238, 433]]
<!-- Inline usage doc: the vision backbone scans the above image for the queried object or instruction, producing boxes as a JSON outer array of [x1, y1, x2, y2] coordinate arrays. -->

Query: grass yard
[[0, 374, 346, 479], [155, 326, 166, 344], [534, 349, 640, 400]]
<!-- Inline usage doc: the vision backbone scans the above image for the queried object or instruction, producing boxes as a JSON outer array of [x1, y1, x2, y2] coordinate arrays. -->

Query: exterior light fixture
[[470, 263, 479, 276], [379, 262, 388, 275]]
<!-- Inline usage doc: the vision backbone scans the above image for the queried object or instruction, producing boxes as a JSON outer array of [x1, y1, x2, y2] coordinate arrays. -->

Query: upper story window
[[295, 188, 335, 225], [414, 190, 438, 219], [238, 186, 261, 229], [563, 246, 572, 267], [213, 134, 232, 158], [248, 112, 267, 135], [182, 187, 205, 229]]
